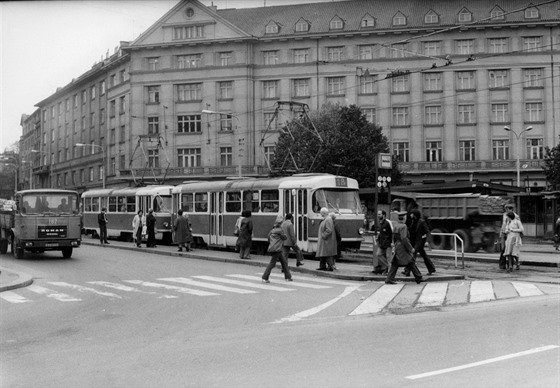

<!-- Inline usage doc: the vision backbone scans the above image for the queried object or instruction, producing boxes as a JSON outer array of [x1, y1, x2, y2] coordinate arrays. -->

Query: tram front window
[[312, 189, 363, 214], [21, 193, 78, 215], [153, 195, 172, 213]]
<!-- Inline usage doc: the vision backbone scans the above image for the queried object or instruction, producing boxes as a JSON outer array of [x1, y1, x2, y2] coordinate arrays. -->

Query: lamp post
[[503, 126, 533, 187], [76, 143, 106, 188], [202, 110, 242, 177], [31, 149, 52, 188]]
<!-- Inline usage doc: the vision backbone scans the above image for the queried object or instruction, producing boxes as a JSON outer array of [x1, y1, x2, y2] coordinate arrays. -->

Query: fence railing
[[430, 232, 465, 269]]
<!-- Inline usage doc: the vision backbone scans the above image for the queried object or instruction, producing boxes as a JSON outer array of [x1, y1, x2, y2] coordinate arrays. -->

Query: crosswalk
[[1, 276, 558, 321]]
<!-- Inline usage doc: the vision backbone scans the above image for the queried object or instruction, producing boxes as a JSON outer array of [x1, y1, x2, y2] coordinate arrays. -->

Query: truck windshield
[[21, 193, 79, 215], [312, 189, 363, 215]]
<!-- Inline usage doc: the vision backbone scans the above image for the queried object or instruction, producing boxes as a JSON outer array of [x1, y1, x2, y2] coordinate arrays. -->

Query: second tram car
[[172, 174, 365, 255], [82, 186, 173, 242]]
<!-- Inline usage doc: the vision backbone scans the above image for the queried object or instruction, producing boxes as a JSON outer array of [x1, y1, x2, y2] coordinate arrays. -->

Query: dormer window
[[295, 18, 310, 32], [458, 8, 472, 23], [265, 21, 280, 34], [330, 16, 344, 30], [525, 6, 539, 19], [392, 12, 407, 26], [361, 14, 375, 28], [424, 10, 439, 24], [490, 6, 505, 21]]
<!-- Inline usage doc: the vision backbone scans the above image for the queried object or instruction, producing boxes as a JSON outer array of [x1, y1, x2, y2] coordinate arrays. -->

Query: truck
[[0, 189, 82, 259], [391, 192, 508, 253]]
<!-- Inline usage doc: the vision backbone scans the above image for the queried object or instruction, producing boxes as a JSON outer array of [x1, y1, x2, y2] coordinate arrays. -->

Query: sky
[[0, 0, 333, 152]]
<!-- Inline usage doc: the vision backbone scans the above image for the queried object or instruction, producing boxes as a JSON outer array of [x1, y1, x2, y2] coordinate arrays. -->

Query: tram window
[[312, 189, 363, 214], [126, 196, 135, 213], [108, 197, 117, 212], [84, 198, 92, 212], [261, 190, 279, 213], [92, 197, 100, 212], [194, 193, 208, 212], [226, 191, 241, 213], [181, 193, 194, 212], [118, 197, 126, 212], [243, 191, 259, 212]]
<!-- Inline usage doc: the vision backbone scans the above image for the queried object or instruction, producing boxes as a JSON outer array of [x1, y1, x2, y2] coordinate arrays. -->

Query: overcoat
[[281, 219, 297, 247], [237, 217, 253, 248], [174, 214, 191, 244], [316, 216, 337, 257], [392, 223, 413, 266], [504, 218, 523, 257]]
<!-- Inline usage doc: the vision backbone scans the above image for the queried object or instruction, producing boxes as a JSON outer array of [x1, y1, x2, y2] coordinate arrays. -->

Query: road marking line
[[194, 275, 295, 292], [241, 274, 331, 289], [88, 281, 178, 299], [275, 285, 361, 323], [416, 283, 448, 307], [350, 283, 404, 315], [48, 282, 123, 299], [257, 273, 357, 286], [0, 291, 31, 303], [511, 282, 544, 297], [406, 345, 559, 380], [160, 277, 258, 294], [28, 285, 81, 302], [469, 280, 495, 303], [124, 280, 219, 296]]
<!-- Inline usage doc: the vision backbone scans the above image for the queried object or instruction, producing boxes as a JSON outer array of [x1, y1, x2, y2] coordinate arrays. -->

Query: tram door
[[209, 192, 223, 246], [284, 189, 308, 249]]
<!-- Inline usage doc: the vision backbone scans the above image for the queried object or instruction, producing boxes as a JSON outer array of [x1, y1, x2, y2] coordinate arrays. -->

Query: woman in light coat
[[504, 211, 524, 272], [316, 208, 337, 271], [132, 210, 145, 248]]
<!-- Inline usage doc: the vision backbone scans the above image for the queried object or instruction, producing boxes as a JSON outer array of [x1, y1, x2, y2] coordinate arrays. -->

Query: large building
[[21, 0, 560, 192]]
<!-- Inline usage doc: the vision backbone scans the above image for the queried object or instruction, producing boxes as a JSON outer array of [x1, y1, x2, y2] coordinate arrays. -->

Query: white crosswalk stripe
[[417, 283, 448, 308], [48, 282, 123, 299], [511, 282, 544, 297], [350, 284, 404, 315], [193, 275, 295, 292], [160, 277, 258, 294], [470, 281, 495, 303], [263, 273, 358, 287], [28, 285, 81, 302], [0, 291, 31, 303], [88, 281, 179, 299], [123, 280, 219, 296]]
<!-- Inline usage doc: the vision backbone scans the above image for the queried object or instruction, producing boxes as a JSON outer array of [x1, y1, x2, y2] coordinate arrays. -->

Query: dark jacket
[[268, 225, 287, 253], [410, 218, 430, 251], [377, 218, 392, 249], [237, 217, 253, 248], [98, 212, 107, 225], [392, 223, 413, 266], [281, 219, 297, 247]]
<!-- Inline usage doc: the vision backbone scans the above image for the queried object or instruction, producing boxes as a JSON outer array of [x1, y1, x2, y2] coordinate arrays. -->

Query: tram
[[172, 174, 365, 255], [81, 185, 173, 242]]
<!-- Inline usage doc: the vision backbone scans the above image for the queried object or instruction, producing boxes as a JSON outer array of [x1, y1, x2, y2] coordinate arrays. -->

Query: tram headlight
[[358, 227, 365, 235], [163, 222, 170, 228]]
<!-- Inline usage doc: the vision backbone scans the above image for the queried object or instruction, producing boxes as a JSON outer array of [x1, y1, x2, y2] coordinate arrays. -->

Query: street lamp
[[202, 110, 243, 177], [31, 149, 52, 188], [503, 126, 533, 187], [76, 143, 106, 188]]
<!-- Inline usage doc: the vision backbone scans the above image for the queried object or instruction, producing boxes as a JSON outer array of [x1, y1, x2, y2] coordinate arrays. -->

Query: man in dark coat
[[403, 209, 436, 276], [385, 212, 425, 284], [174, 209, 190, 252], [146, 208, 156, 248], [373, 210, 392, 274], [98, 207, 109, 244]]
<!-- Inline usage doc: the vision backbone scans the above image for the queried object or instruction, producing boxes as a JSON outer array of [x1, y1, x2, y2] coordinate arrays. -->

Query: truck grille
[[38, 226, 68, 239]]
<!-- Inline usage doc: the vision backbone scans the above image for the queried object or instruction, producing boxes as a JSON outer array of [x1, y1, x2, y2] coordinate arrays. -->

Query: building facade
[[24, 0, 560, 192]]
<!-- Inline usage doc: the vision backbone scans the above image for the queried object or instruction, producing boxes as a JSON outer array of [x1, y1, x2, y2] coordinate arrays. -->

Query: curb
[[0, 266, 34, 292]]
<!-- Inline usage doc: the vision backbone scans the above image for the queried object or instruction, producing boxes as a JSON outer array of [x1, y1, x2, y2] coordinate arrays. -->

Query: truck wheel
[[61, 247, 73, 258], [453, 229, 472, 252], [483, 233, 498, 253], [0, 239, 8, 254], [429, 228, 449, 250], [12, 237, 24, 260]]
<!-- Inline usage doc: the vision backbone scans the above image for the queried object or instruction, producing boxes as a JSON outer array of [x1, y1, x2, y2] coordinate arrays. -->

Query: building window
[[389, 43, 409, 58], [391, 75, 409, 93], [219, 114, 233, 131], [120, 125, 125, 143], [491, 7, 505, 20], [148, 117, 159, 134], [109, 128, 115, 144], [73, 94, 78, 108], [423, 73, 442, 91], [525, 7, 539, 19], [456, 71, 475, 90], [178, 148, 201, 167], [109, 100, 116, 117], [119, 96, 126, 114], [89, 167, 94, 182], [426, 141, 442, 162], [424, 11, 439, 24], [361, 15, 374, 28], [81, 90, 87, 104], [100, 108, 105, 125], [493, 140, 509, 160], [423, 41, 441, 56], [90, 112, 96, 127], [525, 102, 543, 122], [458, 8, 472, 22], [327, 77, 345, 96], [265, 22, 279, 34], [523, 36, 542, 52], [488, 38, 508, 54], [292, 79, 310, 97], [220, 147, 233, 166], [263, 113, 278, 131], [148, 149, 159, 168], [263, 50, 279, 65], [177, 115, 201, 133], [90, 85, 96, 100], [293, 48, 309, 63], [177, 54, 202, 69], [119, 154, 126, 170], [262, 80, 279, 99], [362, 108, 376, 124], [359, 75, 376, 94], [109, 74, 116, 88], [491, 103, 509, 123], [392, 13, 406, 26], [110, 158, 116, 176], [100, 81, 106, 95], [329, 17, 343, 30], [456, 39, 474, 55], [527, 138, 543, 159], [392, 107, 409, 126], [425, 106, 441, 125], [393, 142, 409, 162], [359, 45, 375, 60], [458, 104, 475, 124], [148, 86, 160, 103], [177, 83, 202, 101], [219, 52, 232, 66], [264, 146, 276, 166], [173, 25, 204, 40], [327, 46, 344, 62], [147, 57, 159, 71], [459, 140, 476, 161], [523, 68, 543, 87], [219, 81, 233, 99], [489, 70, 509, 88], [295, 19, 310, 32]]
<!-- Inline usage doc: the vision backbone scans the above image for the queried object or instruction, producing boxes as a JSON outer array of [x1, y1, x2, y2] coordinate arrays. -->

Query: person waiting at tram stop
[[504, 211, 524, 272], [146, 208, 157, 248], [98, 207, 109, 244], [316, 207, 336, 271], [329, 212, 342, 270], [402, 209, 436, 277], [237, 210, 253, 260], [174, 209, 192, 252], [499, 203, 519, 269], [132, 210, 145, 248]]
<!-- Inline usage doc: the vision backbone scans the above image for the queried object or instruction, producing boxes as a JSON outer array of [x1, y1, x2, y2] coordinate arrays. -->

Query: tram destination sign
[[335, 177, 348, 187]]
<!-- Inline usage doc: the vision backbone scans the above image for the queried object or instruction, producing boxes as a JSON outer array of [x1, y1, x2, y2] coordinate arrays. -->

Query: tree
[[543, 141, 560, 190], [271, 103, 404, 188]]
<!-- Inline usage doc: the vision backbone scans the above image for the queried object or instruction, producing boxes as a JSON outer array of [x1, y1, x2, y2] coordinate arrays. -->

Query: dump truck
[[391, 192, 508, 253]]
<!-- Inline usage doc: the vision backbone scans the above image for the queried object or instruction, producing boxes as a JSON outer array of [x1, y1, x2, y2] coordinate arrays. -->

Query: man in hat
[[98, 207, 109, 244]]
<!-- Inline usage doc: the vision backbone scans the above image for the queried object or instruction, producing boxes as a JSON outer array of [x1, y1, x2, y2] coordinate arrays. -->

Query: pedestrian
[[98, 207, 109, 244], [146, 208, 156, 248], [403, 209, 436, 276], [553, 213, 560, 251], [316, 207, 336, 271], [237, 210, 253, 259], [385, 212, 425, 284], [498, 204, 518, 269], [504, 211, 524, 272], [329, 212, 342, 269], [174, 209, 190, 252], [233, 212, 243, 252], [262, 215, 292, 283], [372, 209, 392, 275], [281, 213, 304, 267], [132, 210, 144, 248]]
